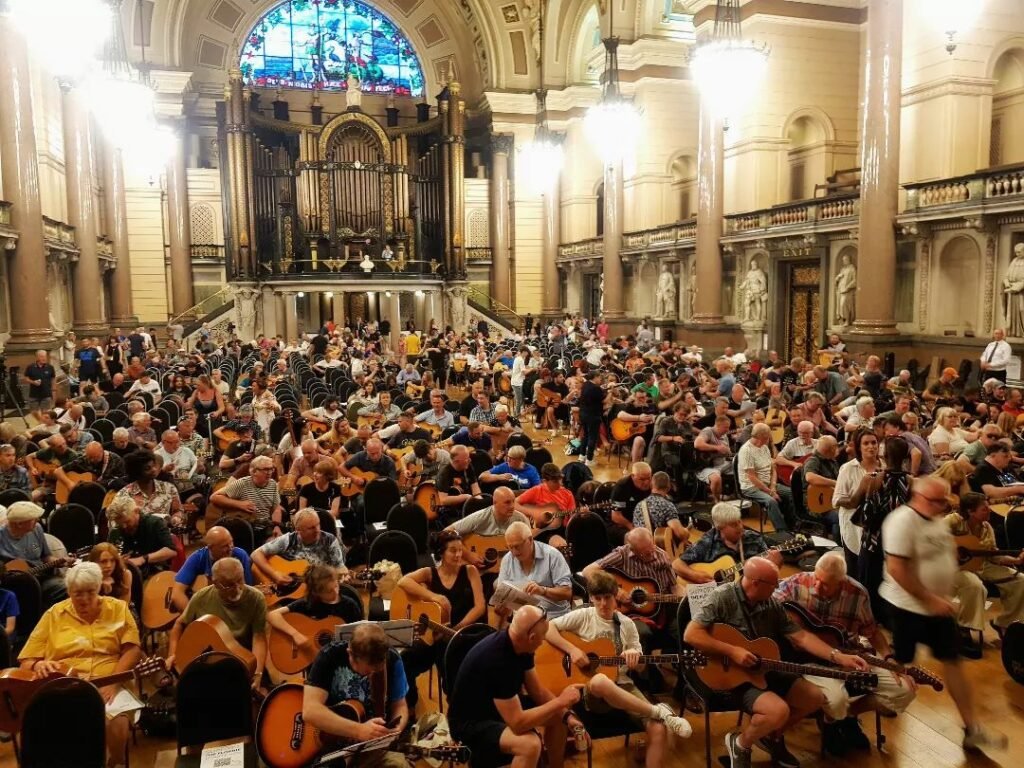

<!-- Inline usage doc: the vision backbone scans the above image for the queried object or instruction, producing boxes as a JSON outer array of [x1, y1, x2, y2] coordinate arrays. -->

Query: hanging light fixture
[[584, 1, 642, 163], [933, 0, 984, 55], [9, 0, 111, 80], [690, 0, 768, 119], [517, 0, 563, 194]]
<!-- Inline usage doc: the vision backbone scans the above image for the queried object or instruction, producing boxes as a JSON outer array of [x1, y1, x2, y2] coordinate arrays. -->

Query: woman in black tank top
[[397, 530, 485, 712]]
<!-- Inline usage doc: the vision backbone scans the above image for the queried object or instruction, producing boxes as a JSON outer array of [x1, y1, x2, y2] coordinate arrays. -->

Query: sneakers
[[958, 628, 983, 660], [652, 703, 693, 738], [963, 725, 1008, 752], [756, 735, 800, 768], [820, 721, 848, 757], [839, 717, 870, 751], [724, 732, 752, 768]]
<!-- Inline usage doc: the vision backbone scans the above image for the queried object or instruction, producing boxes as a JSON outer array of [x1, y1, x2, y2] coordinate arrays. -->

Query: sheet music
[[489, 581, 540, 610], [199, 742, 244, 768]]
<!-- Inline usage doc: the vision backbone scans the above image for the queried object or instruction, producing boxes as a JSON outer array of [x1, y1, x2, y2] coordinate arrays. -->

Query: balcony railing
[[466, 247, 492, 263], [0, 201, 11, 227], [557, 237, 603, 260], [903, 162, 1024, 214], [191, 244, 225, 260], [622, 219, 696, 253], [724, 194, 859, 236]]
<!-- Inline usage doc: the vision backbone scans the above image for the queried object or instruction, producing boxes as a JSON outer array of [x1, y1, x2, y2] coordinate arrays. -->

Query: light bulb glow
[[120, 125, 176, 179], [691, 39, 769, 119], [517, 137, 564, 195], [84, 74, 157, 150], [9, 0, 111, 80], [932, 0, 983, 34], [584, 99, 642, 164]]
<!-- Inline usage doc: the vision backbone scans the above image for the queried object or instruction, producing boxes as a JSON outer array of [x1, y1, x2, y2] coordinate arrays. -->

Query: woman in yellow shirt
[[19, 561, 142, 767]]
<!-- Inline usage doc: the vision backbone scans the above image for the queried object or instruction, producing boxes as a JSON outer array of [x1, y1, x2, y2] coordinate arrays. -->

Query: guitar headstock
[[907, 666, 944, 691], [845, 670, 879, 693], [680, 649, 708, 667], [414, 744, 471, 763], [136, 656, 172, 682]]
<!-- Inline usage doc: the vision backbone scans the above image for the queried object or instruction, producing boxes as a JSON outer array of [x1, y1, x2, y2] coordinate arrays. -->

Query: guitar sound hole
[[630, 589, 647, 606]]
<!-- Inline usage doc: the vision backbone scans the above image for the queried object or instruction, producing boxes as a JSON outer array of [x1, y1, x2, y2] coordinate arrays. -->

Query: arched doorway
[[782, 111, 833, 201], [936, 236, 981, 336], [990, 48, 1024, 167]]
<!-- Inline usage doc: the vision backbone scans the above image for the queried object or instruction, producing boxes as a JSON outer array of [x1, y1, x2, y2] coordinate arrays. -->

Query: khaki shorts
[[584, 678, 651, 723]]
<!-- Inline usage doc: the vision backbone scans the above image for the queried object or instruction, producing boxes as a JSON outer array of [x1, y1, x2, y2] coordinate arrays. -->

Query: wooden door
[[783, 261, 822, 362]]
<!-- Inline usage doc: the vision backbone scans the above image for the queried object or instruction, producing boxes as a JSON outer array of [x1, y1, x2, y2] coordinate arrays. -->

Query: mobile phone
[[386, 716, 402, 730]]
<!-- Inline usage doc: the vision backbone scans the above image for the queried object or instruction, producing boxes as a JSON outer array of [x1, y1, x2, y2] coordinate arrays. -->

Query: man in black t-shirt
[[435, 445, 481, 524], [448, 605, 581, 768], [538, 372, 570, 433], [612, 390, 657, 463], [384, 412, 433, 452], [968, 442, 1018, 548], [608, 462, 653, 546], [23, 350, 56, 418]]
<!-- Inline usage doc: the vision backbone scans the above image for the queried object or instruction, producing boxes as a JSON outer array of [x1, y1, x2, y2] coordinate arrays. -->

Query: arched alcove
[[670, 154, 697, 220], [936, 236, 981, 336], [990, 48, 1024, 167], [781, 109, 834, 201]]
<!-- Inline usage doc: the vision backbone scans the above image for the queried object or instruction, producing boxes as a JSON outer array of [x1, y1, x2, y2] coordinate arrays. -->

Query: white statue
[[834, 252, 858, 326], [598, 275, 605, 313], [346, 73, 362, 109], [684, 261, 697, 320], [739, 257, 768, 322], [447, 286, 468, 330], [655, 266, 677, 318], [521, 0, 542, 63], [1003, 243, 1024, 337], [382, 245, 394, 262]]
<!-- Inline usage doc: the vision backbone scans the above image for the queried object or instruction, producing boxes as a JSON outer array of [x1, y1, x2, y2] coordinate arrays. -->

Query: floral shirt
[[115, 480, 179, 519]]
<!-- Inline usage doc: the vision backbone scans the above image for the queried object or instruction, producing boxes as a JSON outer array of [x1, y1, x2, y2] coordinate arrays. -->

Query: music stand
[[335, 619, 416, 649], [314, 731, 399, 767]]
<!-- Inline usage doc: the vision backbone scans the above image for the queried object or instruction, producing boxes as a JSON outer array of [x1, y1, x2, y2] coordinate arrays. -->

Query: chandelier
[[8, 0, 111, 80], [584, 3, 641, 164], [690, 0, 769, 119], [517, 0, 563, 194], [933, 0, 984, 54]]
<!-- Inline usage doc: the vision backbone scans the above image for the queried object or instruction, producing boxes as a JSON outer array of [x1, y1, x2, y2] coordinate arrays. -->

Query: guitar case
[[1001, 621, 1024, 685]]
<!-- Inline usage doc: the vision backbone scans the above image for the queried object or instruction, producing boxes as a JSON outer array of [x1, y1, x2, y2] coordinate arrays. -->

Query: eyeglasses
[[213, 581, 243, 592], [526, 607, 549, 636]]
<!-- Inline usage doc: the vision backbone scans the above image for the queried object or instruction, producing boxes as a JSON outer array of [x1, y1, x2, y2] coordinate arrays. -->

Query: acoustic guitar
[[2, 545, 94, 582], [255, 557, 382, 608], [255, 682, 471, 768], [683, 535, 810, 584], [695, 623, 878, 693], [141, 571, 209, 631], [173, 614, 258, 676], [0, 656, 168, 733], [55, 470, 96, 504], [338, 467, 379, 497], [27, 459, 62, 489], [766, 407, 788, 447], [389, 586, 450, 644], [412, 481, 441, 521], [214, 429, 243, 453], [534, 632, 706, 694], [534, 389, 563, 409], [653, 526, 688, 560], [356, 413, 389, 430], [953, 533, 1022, 573], [460, 534, 574, 575], [606, 569, 683, 626], [269, 614, 342, 675], [782, 602, 944, 691], [405, 381, 427, 399], [776, 454, 810, 486], [806, 485, 835, 515], [609, 418, 648, 443], [278, 474, 314, 499], [522, 501, 614, 534]]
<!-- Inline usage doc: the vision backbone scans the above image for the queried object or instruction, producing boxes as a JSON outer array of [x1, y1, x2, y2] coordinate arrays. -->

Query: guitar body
[[610, 418, 645, 442], [255, 556, 310, 606], [688, 555, 740, 584], [203, 494, 255, 531], [174, 614, 257, 676], [766, 408, 788, 447], [55, 471, 95, 504], [534, 632, 614, 693], [806, 486, 834, 515], [269, 614, 341, 675], [776, 455, 810, 486], [696, 623, 779, 691], [28, 460, 61, 489], [215, 429, 242, 453], [308, 420, 331, 436], [462, 533, 509, 573], [607, 570, 665, 619], [389, 586, 448, 644], [406, 382, 426, 399], [654, 526, 686, 560], [412, 481, 440, 521], [339, 468, 378, 497], [952, 533, 1020, 573], [356, 414, 387, 430], [256, 683, 365, 768], [535, 390, 563, 409], [141, 571, 209, 631]]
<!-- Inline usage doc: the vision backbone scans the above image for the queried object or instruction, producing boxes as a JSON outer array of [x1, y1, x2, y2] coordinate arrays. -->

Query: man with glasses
[[880, 477, 1007, 753], [448, 604, 582, 768], [499, 522, 572, 617], [167, 557, 268, 688], [172, 526, 254, 612], [684, 557, 869, 768], [251, 509, 346, 588], [209, 456, 285, 545], [966, 442, 1017, 549]]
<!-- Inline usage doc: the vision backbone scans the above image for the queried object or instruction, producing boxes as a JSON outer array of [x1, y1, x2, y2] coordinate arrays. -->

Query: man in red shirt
[[516, 463, 575, 548]]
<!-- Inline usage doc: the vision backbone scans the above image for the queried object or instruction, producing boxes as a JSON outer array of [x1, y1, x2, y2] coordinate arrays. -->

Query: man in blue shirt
[[498, 521, 572, 617], [480, 445, 541, 490], [171, 526, 253, 612]]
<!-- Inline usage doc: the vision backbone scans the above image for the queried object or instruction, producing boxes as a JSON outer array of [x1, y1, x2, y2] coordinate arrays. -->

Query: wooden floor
[[1, 419, 1020, 767]]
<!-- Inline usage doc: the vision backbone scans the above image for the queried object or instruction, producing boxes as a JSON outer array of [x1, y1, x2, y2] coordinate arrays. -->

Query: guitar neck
[[963, 548, 1020, 558], [424, 618, 457, 640], [759, 658, 858, 681], [720, 540, 805, 581], [596, 653, 683, 666]]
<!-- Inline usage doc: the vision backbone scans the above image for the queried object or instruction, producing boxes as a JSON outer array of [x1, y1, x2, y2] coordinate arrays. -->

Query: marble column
[[693, 101, 724, 325], [852, 0, 902, 335], [541, 170, 562, 318], [367, 292, 378, 322], [0, 10, 55, 354], [489, 134, 513, 308], [167, 128, 196, 317], [332, 292, 346, 325], [261, 286, 279, 338], [62, 88, 106, 335], [281, 292, 297, 341], [388, 291, 402, 353], [103, 143, 135, 326], [601, 157, 625, 318]]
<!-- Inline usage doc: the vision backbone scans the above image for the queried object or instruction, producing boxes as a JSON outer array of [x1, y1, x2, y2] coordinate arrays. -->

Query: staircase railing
[[466, 285, 523, 330], [168, 287, 233, 329]]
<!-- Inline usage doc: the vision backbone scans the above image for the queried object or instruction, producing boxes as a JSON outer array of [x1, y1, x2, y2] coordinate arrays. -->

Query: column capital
[[490, 133, 514, 155]]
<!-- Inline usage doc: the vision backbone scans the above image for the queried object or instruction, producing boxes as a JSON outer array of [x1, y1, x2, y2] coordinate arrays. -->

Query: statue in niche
[[655, 266, 677, 318], [834, 252, 858, 326], [598, 275, 605, 314], [1003, 243, 1024, 337], [739, 257, 768, 323], [346, 73, 362, 110], [521, 0, 542, 63], [447, 285, 469, 331], [685, 261, 697, 320]]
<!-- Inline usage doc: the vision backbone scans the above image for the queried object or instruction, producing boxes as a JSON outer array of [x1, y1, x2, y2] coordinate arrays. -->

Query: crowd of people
[[0, 316, 1018, 768]]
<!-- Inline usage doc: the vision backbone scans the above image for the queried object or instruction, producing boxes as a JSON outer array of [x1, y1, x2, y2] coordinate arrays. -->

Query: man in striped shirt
[[210, 455, 285, 546]]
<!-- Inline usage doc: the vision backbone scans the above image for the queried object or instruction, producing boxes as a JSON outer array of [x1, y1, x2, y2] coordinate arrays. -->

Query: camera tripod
[[0, 354, 28, 423]]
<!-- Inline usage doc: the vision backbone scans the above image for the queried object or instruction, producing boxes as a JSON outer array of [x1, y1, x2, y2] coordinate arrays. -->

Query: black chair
[[367, 530, 419, 576], [340, 583, 366, 620], [214, 517, 256, 554], [0, 488, 31, 507], [565, 513, 611, 574], [124, 560, 145, 618], [443, 623, 496, 700], [1007, 511, 1024, 550], [593, 481, 616, 505], [789, 468, 828, 537], [461, 494, 493, 518], [506, 433, 533, 453], [470, 450, 494, 476], [0, 627, 10, 668], [314, 507, 342, 540], [91, 418, 115, 442], [524, 447, 554, 473], [176, 652, 254, 757], [363, 477, 402, 532], [21, 677, 107, 768], [48, 504, 97, 552], [385, 502, 431, 562], [2, 570, 41, 652], [68, 482, 108, 524]]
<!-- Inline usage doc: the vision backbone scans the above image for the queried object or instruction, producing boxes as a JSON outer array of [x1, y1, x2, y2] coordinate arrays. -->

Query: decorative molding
[[901, 76, 996, 107], [918, 241, 930, 332], [984, 234, 996, 334]]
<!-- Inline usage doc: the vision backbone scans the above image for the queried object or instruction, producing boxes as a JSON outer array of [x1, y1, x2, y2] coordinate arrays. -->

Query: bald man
[[880, 477, 1007, 753], [172, 526, 254, 611], [54, 440, 125, 490], [685, 557, 868, 768], [26, 433, 79, 502], [447, 486, 531, 568], [448, 604, 581, 768]]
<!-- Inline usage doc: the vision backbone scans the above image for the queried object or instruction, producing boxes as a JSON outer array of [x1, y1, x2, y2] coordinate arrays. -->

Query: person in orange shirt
[[515, 462, 575, 548]]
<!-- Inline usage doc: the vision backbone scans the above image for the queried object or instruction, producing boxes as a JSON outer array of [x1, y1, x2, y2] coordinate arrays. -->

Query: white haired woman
[[18, 561, 143, 767]]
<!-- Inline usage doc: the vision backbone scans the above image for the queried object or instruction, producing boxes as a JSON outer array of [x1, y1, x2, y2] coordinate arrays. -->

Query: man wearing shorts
[[880, 476, 1007, 753], [23, 350, 56, 419], [447, 605, 580, 768], [684, 557, 868, 768]]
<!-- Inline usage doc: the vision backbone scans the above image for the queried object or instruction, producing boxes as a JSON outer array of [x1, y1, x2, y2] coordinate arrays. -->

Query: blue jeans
[[512, 384, 524, 416], [742, 485, 796, 531]]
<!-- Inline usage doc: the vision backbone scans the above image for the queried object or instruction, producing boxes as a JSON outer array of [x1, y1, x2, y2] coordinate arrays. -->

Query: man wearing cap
[[980, 328, 1012, 385], [0, 502, 68, 603], [924, 367, 960, 405]]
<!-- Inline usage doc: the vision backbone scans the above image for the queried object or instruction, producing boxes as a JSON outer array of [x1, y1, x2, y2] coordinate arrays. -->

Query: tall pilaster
[[167, 127, 195, 317], [693, 100, 724, 325], [852, 0, 903, 336], [332, 292, 346, 325], [541, 170, 562, 318], [0, 9, 56, 354], [281, 292, 297, 341], [489, 134, 513, 308], [449, 82, 466, 278], [63, 88, 106, 335], [388, 291, 402, 354], [601, 157, 625, 318], [226, 69, 254, 278], [104, 142, 135, 326]]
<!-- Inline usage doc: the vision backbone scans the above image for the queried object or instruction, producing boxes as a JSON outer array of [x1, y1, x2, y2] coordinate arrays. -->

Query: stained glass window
[[240, 0, 424, 96]]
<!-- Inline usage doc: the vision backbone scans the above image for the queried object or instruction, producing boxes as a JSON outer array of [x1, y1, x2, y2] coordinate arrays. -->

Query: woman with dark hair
[[115, 449, 183, 525], [395, 530, 485, 713], [167, 374, 193, 399], [833, 427, 883, 576], [88, 541, 132, 602], [855, 435, 911, 621]]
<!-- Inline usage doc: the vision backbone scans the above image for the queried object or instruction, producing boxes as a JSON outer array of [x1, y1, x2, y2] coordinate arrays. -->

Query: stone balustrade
[[724, 194, 859, 235], [557, 237, 603, 260], [904, 163, 1024, 211]]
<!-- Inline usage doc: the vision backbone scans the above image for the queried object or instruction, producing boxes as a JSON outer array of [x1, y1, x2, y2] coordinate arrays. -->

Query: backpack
[[562, 461, 593, 495]]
